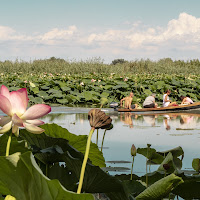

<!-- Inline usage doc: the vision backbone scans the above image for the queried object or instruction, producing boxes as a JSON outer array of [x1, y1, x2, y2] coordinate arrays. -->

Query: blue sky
[[0, 0, 200, 63]]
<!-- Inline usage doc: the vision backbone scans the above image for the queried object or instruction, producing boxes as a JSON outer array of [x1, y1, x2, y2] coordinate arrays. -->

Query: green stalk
[[101, 129, 107, 152], [130, 156, 135, 180], [6, 132, 12, 156], [96, 129, 98, 145], [77, 127, 95, 194]]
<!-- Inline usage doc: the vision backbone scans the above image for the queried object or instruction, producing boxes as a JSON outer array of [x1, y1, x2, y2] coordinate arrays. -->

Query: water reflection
[[41, 110, 200, 176], [119, 112, 200, 131]]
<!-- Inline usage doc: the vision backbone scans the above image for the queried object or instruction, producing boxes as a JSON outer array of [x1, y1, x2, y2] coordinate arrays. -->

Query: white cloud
[[1, 12, 200, 62], [40, 26, 77, 41]]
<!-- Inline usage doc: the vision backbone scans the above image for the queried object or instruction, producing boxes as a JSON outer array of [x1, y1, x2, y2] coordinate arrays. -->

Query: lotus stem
[[96, 129, 98, 145], [6, 132, 12, 156], [130, 156, 135, 180], [101, 129, 107, 152], [77, 127, 95, 194]]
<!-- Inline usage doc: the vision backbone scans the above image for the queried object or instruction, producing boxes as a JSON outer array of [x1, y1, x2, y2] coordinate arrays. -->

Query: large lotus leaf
[[19, 130, 84, 164], [37, 91, 52, 100], [40, 85, 50, 90], [103, 85, 113, 90], [56, 98, 69, 104], [48, 163, 78, 192], [101, 92, 110, 98], [155, 81, 165, 89], [0, 131, 28, 156], [157, 152, 182, 173], [30, 86, 39, 94], [0, 152, 94, 200], [38, 124, 105, 167], [136, 174, 183, 200], [62, 151, 128, 199], [172, 173, 200, 199], [122, 180, 146, 197], [158, 146, 184, 158], [141, 171, 165, 186], [192, 158, 200, 172], [82, 91, 93, 101], [34, 97, 44, 103], [137, 147, 164, 164]]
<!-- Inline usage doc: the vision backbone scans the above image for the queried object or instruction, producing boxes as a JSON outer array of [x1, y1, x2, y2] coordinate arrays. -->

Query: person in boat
[[143, 93, 158, 108], [120, 92, 138, 110], [180, 96, 194, 105], [163, 89, 177, 107]]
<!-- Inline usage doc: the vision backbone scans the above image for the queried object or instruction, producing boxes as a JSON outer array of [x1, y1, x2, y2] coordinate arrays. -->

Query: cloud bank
[[0, 12, 200, 62]]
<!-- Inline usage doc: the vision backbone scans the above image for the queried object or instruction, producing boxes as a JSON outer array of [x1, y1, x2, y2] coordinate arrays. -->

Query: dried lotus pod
[[88, 109, 112, 129]]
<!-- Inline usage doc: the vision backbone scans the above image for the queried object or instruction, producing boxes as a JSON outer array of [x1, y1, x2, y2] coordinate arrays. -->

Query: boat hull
[[116, 102, 200, 114]]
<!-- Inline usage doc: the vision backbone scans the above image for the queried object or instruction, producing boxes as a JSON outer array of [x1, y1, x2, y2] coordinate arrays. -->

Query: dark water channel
[[42, 107, 200, 177]]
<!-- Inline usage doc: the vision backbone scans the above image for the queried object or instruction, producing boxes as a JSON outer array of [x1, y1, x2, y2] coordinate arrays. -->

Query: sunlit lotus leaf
[[192, 158, 200, 172], [136, 174, 183, 200]]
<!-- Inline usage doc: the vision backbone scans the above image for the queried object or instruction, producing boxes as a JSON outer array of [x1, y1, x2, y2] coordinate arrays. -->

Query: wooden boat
[[116, 102, 200, 113]]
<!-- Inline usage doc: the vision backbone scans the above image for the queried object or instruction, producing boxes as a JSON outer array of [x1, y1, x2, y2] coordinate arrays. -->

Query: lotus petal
[[10, 91, 26, 116], [0, 85, 10, 99], [12, 124, 19, 136], [12, 114, 23, 127], [17, 88, 29, 108], [21, 104, 51, 120], [0, 116, 11, 127], [0, 121, 12, 134], [23, 122, 45, 134], [0, 94, 12, 116], [25, 119, 44, 126]]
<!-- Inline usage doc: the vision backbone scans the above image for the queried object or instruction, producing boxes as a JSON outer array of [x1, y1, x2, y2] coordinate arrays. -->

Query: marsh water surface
[[41, 107, 200, 176]]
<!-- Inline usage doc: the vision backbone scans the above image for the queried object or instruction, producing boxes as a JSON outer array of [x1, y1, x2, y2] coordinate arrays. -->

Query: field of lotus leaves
[[1, 72, 200, 107]]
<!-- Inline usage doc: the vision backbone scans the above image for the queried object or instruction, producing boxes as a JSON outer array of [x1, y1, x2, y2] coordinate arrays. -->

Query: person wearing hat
[[143, 93, 158, 108]]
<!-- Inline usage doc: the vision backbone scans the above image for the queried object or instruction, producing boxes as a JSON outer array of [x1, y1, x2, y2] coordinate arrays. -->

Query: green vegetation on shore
[[1, 57, 200, 75]]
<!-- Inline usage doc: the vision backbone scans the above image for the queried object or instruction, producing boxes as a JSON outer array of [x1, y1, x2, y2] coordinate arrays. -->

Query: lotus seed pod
[[88, 109, 112, 129]]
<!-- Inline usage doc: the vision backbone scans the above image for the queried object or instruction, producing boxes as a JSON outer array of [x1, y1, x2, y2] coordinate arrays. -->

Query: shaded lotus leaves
[[19, 129, 84, 165], [48, 163, 78, 192], [141, 171, 165, 186], [0, 131, 28, 156], [62, 151, 129, 199], [157, 152, 182, 173], [122, 180, 146, 197], [38, 124, 106, 167], [172, 173, 200, 199], [136, 174, 183, 200], [192, 158, 200, 172], [137, 147, 164, 164], [0, 152, 95, 200], [158, 146, 184, 159]]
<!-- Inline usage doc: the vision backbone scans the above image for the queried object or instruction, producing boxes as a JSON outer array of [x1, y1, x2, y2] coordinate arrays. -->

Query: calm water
[[41, 107, 200, 176]]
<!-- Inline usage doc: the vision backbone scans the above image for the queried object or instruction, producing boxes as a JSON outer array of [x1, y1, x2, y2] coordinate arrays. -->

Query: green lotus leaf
[[0, 152, 94, 200], [137, 147, 164, 164], [0, 131, 28, 156], [136, 174, 183, 200], [36, 124, 105, 167], [192, 158, 200, 172]]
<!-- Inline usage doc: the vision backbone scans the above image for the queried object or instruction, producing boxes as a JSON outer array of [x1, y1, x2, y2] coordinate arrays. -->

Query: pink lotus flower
[[0, 85, 51, 136], [91, 79, 96, 83]]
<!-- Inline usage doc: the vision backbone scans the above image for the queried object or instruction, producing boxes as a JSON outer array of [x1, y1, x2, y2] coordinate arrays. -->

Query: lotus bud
[[88, 109, 112, 129], [131, 144, 137, 157]]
